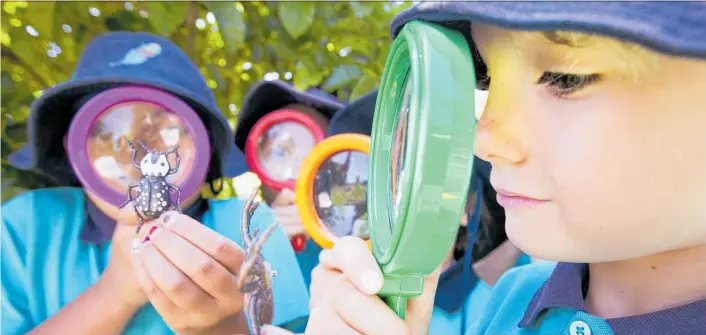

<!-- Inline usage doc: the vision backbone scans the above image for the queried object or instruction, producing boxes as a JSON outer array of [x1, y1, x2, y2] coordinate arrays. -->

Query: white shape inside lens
[[318, 192, 333, 208], [94, 156, 125, 179], [160, 127, 181, 146]]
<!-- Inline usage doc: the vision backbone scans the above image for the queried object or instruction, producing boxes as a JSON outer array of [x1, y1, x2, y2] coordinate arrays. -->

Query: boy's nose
[[474, 102, 527, 166]]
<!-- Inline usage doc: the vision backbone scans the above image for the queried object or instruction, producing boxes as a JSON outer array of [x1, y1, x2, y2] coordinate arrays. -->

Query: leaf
[[349, 1, 374, 18], [321, 64, 362, 92], [23, 1, 56, 40], [206, 2, 247, 54], [146, 2, 188, 36], [349, 75, 378, 101], [293, 60, 326, 91], [277, 2, 315, 39]]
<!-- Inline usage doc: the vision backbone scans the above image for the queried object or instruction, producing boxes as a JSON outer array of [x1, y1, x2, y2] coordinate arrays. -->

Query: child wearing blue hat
[[2, 32, 308, 335], [234, 80, 344, 288], [295, 2, 706, 335]]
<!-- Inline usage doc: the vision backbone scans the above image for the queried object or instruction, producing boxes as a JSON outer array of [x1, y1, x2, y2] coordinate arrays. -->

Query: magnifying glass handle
[[377, 273, 424, 320]]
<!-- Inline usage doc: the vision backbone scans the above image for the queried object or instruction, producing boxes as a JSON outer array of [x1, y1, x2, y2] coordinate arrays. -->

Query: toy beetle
[[236, 189, 278, 335], [120, 139, 182, 234]]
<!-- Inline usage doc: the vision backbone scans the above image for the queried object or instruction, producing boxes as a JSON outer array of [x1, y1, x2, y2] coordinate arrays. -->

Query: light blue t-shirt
[[429, 254, 532, 335], [1, 187, 309, 335]]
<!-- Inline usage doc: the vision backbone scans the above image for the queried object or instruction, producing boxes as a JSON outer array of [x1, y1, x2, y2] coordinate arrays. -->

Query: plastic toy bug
[[235, 189, 278, 335], [120, 139, 182, 234]]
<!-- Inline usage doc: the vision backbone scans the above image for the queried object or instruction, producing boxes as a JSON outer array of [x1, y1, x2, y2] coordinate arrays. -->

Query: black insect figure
[[236, 189, 278, 335], [120, 139, 182, 234]]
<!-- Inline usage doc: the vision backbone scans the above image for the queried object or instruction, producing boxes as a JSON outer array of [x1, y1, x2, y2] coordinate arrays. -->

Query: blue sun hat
[[8, 31, 248, 185], [391, 2, 706, 59]]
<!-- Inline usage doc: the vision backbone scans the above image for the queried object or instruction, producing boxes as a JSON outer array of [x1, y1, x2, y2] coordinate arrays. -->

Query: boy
[[296, 2, 706, 335], [2, 32, 309, 335]]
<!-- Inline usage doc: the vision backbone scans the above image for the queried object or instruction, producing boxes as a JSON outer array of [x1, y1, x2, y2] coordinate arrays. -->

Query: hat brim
[[23, 76, 239, 184], [391, 2, 706, 60], [234, 80, 345, 150], [327, 89, 378, 137]]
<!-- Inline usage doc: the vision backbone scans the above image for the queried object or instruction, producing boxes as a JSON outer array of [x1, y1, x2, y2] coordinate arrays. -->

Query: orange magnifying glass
[[295, 134, 372, 249]]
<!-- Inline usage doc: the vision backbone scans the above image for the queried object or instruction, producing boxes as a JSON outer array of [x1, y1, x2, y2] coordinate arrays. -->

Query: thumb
[[261, 325, 298, 335]]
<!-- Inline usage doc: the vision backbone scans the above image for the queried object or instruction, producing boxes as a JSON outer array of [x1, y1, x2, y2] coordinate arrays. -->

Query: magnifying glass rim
[[369, 20, 478, 275], [245, 109, 325, 191], [295, 133, 372, 249], [66, 85, 211, 207]]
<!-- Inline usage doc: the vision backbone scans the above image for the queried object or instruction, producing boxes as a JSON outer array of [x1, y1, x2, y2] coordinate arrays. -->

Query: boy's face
[[260, 104, 330, 205], [86, 102, 195, 190], [471, 24, 706, 262]]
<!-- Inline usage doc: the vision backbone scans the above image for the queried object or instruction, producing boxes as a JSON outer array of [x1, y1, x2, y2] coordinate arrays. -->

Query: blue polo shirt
[[467, 261, 706, 335], [430, 253, 532, 334], [295, 239, 322, 289], [1, 187, 309, 335]]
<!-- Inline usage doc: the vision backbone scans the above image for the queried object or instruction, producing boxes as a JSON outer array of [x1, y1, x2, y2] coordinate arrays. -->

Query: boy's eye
[[536, 71, 601, 98]]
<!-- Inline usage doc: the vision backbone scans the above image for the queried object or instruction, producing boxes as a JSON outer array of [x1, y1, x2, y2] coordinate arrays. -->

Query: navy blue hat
[[391, 2, 706, 61], [8, 31, 247, 185], [327, 89, 378, 137], [234, 80, 345, 150]]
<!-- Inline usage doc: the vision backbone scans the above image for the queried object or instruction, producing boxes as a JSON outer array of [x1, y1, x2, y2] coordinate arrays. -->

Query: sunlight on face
[[471, 24, 706, 262]]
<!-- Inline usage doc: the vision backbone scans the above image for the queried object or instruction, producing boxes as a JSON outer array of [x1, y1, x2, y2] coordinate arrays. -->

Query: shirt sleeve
[[2, 202, 34, 335], [243, 202, 311, 329]]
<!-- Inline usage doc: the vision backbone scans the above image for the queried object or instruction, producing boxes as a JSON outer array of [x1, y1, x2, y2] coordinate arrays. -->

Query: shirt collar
[[520, 262, 706, 335], [80, 195, 209, 244]]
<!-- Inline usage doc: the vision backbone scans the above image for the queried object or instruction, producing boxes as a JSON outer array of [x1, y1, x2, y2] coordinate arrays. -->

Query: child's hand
[[99, 202, 160, 309], [306, 236, 440, 335], [271, 189, 307, 237], [131, 211, 249, 335]]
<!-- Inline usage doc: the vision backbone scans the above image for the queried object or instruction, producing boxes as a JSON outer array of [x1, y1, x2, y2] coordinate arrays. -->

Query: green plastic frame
[[369, 20, 478, 319]]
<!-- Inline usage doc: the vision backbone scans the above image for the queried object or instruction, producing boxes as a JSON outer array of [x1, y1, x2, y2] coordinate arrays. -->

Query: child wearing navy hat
[[233, 80, 344, 288], [298, 2, 706, 335], [2, 32, 308, 335]]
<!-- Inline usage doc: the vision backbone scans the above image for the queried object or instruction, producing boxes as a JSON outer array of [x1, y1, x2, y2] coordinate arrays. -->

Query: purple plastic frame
[[66, 85, 211, 207]]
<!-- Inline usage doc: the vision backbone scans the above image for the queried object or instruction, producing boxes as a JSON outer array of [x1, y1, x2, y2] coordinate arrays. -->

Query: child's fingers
[[139, 242, 218, 313], [158, 212, 246, 274], [131, 242, 180, 314], [326, 275, 408, 335], [147, 226, 241, 302], [325, 237, 383, 295], [260, 325, 298, 335], [306, 301, 363, 335]]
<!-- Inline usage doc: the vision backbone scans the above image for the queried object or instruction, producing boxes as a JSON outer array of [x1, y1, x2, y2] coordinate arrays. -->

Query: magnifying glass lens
[[391, 79, 412, 226], [313, 150, 370, 239], [85, 101, 194, 193], [258, 121, 316, 182]]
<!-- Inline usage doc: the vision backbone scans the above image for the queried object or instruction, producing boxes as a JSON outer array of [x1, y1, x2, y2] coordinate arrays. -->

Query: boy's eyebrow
[[541, 31, 593, 48]]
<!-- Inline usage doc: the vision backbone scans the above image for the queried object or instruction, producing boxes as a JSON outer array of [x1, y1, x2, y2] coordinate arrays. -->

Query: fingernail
[[360, 269, 383, 294], [148, 225, 162, 239], [162, 212, 176, 227], [131, 239, 142, 254], [142, 235, 150, 243]]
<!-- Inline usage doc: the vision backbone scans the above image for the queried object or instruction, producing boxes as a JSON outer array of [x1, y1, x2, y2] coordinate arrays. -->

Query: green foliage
[[0, 1, 410, 202]]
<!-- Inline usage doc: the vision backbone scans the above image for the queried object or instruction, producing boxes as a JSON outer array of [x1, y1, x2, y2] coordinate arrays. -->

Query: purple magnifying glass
[[66, 86, 211, 231]]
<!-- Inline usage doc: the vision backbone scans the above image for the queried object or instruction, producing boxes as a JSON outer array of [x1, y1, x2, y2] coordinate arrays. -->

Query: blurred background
[[0, 1, 412, 202]]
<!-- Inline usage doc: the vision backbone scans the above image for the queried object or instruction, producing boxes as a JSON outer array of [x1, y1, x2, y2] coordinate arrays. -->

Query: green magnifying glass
[[368, 20, 477, 319]]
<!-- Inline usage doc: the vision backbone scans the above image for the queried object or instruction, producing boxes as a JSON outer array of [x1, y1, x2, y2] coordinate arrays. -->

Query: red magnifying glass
[[245, 109, 325, 252]]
